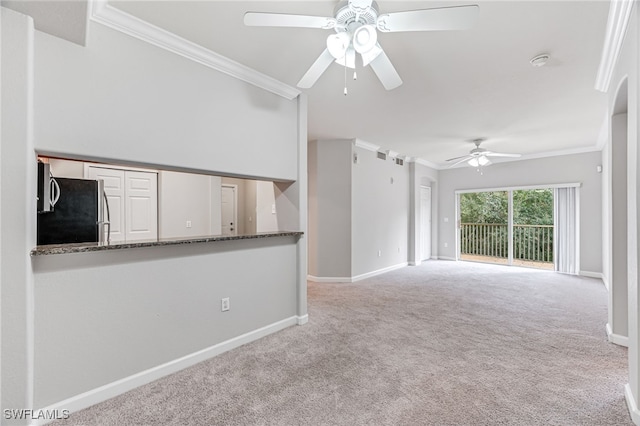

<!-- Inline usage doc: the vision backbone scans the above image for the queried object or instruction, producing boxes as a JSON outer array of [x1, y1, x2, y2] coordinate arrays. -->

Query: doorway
[[221, 184, 238, 236]]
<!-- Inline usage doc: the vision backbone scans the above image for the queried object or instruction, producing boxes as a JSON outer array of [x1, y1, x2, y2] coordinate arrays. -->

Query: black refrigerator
[[37, 166, 109, 245]]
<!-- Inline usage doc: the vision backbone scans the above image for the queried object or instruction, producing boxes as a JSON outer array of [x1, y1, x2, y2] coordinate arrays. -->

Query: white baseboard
[[351, 262, 408, 282], [437, 256, 457, 261], [625, 383, 640, 425], [580, 270, 604, 280], [297, 314, 309, 325], [606, 322, 629, 347], [30, 316, 298, 426], [307, 275, 352, 283], [307, 263, 408, 283], [408, 261, 419, 266]]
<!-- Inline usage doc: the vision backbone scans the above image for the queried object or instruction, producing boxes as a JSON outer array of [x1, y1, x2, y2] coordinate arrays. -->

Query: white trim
[[579, 270, 604, 280], [606, 323, 629, 347], [29, 316, 298, 426], [307, 262, 408, 283], [83, 163, 159, 177], [408, 157, 441, 170], [625, 383, 640, 425], [354, 139, 381, 152], [351, 262, 407, 282], [437, 256, 457, 261], [307, 275, 352, 283], [386, 150, 399, 158], [595, 0, 635, 92], [408, 261, 420, 266], [296, 314, 309, 325], [88, 0, 300, 100]]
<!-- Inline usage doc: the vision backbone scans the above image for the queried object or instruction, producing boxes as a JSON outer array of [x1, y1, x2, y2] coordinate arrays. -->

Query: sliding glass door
[[458, 188, 555, 270]]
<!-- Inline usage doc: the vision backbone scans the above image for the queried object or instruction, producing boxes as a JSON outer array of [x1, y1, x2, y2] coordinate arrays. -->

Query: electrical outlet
[[378, 250, 382, 257], [221, 297, 230, 312], [444, 243, 448, 248], [186, 220, 192, 228]]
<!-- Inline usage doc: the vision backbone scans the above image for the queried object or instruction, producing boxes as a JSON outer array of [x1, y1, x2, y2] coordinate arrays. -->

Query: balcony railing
[[460, 223, 554, 264]]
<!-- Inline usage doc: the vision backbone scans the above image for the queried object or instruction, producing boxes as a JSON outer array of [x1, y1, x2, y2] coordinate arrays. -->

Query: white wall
[[158, 171, 221, 239], [256, 181, 279, 232], [48, 158, 84, 178], [438, 151, 603, 275], [351, 144, 410, 277]]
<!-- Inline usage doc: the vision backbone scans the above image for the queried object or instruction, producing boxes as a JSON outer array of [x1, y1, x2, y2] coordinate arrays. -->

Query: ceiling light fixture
[[468, 156, 491, 168], [530, 53, 550, 67]]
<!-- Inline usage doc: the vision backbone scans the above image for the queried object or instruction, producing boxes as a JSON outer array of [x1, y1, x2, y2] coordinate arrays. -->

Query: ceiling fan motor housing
[[334, 1, 379, 32]]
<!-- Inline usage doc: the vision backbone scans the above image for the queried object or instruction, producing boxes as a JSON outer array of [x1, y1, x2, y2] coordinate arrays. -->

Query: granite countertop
[[31, 231, 304, 256]]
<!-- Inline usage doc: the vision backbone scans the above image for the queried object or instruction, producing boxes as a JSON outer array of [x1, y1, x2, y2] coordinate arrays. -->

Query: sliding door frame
[[455, 182, 581, 266]]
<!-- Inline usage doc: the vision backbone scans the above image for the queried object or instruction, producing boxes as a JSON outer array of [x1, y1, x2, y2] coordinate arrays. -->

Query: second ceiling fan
[[245, 0, 479, 91]]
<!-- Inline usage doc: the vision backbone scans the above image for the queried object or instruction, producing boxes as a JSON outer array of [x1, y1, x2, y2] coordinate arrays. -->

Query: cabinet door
[[86, 166, 158, 243], [125, 171, 158, 242]]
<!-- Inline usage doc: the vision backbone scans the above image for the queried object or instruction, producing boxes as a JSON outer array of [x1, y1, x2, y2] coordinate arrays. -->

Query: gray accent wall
[[2, 9, 305, 418], [2, 9, 37, 416], [34, 24, 298, 181], [351, 145, 410, 277], [32, 239, 298, 408], [308, 139, 418, 279], [438, 151, 603, 274], [307, 140, 352, 278]]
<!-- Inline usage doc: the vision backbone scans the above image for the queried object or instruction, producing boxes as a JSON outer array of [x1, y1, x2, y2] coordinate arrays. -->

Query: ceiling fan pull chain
[[344, 62, 348, 95]]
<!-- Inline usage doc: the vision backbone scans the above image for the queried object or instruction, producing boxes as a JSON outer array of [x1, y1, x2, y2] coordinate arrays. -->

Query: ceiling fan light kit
[[244, 1, 479, 92]]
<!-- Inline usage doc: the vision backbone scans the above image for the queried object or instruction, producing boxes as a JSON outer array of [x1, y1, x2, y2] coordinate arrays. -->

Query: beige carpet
[[53, 261, 631, 425]]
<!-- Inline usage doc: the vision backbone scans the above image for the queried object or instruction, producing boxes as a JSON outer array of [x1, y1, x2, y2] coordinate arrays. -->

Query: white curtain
[[554, 187, 579, 274]]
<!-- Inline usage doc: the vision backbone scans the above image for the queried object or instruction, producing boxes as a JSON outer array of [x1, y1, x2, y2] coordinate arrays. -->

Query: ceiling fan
[[244, 0, 479, 91], [446, 138, 522, 169]]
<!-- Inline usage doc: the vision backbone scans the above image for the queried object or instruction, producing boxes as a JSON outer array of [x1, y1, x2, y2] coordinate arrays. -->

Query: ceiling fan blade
[[377, 5, 479, 33], [369, 48, 402, 90], [244, 12, 336, 29], [445, 154, 472, 162], [447, 157, 472, 168], [485, 152, 522, 158], [297, 49, 335, 88]]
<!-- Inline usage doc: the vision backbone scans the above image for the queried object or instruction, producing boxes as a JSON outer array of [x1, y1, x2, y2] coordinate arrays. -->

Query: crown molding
[[88, 0, 300, 100], [412, 157, 441, 170], [595, 0, 635, 93], [353, 139, 381, 152]]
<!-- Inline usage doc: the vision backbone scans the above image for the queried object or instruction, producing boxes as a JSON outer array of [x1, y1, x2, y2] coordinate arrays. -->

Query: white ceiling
[[15, 0, 613, 166]]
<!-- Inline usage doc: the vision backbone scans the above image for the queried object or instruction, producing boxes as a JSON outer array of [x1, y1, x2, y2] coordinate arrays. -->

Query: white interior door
[[420, 186, 432, 261], [87, 166, 125, 242], [221, 185, 237, 236], [87, 166, 158, 242], [125, 171, 158, 242]]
